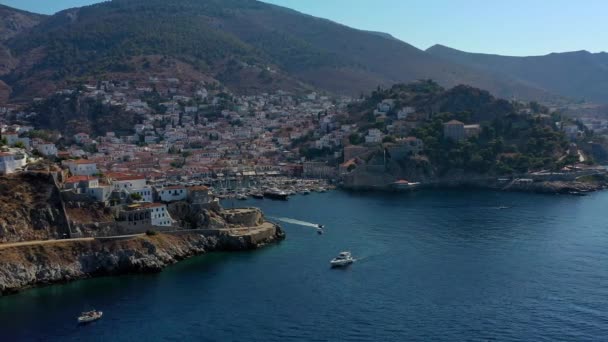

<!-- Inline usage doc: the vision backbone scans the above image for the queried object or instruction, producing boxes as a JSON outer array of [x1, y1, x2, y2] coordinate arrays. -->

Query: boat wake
[[270, 217, 321, 229]]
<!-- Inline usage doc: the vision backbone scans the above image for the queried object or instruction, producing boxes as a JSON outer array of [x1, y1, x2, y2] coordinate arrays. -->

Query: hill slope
[[1, 0, 557, 102], [0, 5, 45, 101], [427, 44, 608, 103]]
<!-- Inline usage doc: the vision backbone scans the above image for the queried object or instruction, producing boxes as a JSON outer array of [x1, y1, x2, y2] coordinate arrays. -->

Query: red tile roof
[[71, 159, 97, 165], [188, 185, 209, 191], [106, 172, 146, 181], [65, 176, 98, 183]]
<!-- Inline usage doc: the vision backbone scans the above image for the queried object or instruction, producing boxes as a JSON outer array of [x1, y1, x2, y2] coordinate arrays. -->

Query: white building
[[397, 107, 415, 120], [4, 132, 30, 148], [110, 174, 153, 202], [68, 160, 98, 176], [158, 186, 187, 202], [365, 129, 384, 144], [74, 133, 90, 144], [147, 203, 174, 227], [64, 175, 111, 202], [0, 152, 26, 174], [37, 143, 58, 157]]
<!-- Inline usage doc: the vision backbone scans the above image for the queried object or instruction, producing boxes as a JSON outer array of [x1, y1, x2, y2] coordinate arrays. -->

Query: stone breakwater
[[0, 224, 285, 296]]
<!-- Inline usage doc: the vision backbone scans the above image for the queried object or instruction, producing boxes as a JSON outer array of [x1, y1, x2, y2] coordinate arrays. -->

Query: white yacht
[[77, 310, 103, 324], [330, 251, 354, 268]]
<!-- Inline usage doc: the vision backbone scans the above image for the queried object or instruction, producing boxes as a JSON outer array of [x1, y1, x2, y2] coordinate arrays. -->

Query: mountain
[[0, 5, 45, 102], [0, 0, 563, 104], [427, 44, 608, 103], [0, 5, 45, 41]]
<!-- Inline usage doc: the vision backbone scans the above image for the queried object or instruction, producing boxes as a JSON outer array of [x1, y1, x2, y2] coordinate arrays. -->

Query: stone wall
[[221, 208, 264, 227]]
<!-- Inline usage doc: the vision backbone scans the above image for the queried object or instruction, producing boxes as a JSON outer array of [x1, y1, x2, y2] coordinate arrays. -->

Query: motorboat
[[251, 192, 264, 199], [77, 310, 103, 324], [330, 251, 354, 268], [317, 224, 325, 229], [264, 189, 289, 200], [237, 194, 248, 200], [317, 228, 324, 235]]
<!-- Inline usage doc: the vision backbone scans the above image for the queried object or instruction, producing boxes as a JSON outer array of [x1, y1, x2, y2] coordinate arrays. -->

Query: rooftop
[[445, 120, 464, 125], [65, 176, 98, 183], [70, 159, 97, 165]]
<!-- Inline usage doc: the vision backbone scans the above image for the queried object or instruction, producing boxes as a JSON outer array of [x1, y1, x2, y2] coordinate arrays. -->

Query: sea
[[1, 189, 608, 341]]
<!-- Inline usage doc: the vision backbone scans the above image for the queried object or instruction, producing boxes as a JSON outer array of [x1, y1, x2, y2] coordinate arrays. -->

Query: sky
[[2, 0, 606, 56]]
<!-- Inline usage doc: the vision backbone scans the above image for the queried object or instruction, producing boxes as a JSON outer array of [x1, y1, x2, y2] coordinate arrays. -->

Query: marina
[[149, 176, 335, 201]]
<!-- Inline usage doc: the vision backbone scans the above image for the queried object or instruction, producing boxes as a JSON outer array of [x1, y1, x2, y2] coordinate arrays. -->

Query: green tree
[[349, 133, 364, 145], [130, 193, 143, 201]]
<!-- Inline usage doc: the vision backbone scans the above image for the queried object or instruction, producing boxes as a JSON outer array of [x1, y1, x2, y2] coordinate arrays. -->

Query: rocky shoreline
[[342, 176, 608, 195], [0, 225, 285, 296]]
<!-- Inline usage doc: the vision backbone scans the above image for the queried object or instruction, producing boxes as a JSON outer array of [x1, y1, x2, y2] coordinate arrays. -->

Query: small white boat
[[330, 251, 354, 268], [77, 310, 103, 324]]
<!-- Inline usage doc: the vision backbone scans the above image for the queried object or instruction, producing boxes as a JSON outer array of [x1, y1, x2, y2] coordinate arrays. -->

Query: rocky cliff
[[0, 173, 70, 243], [0, 225, 285, 296]]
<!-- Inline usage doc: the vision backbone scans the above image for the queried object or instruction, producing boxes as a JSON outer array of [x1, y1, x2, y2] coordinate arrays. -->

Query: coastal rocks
[[503, 180, 606, 194], [0, 224, 285, 296], [167, 201, 227, 229], [198, 209, 227, 229]]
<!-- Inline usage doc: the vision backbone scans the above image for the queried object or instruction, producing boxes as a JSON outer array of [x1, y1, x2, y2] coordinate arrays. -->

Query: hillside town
[[0, 77, 607, 235]]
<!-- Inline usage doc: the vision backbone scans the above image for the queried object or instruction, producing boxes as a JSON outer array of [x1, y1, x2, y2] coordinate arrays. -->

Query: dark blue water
[[2, 190, 608, 341]]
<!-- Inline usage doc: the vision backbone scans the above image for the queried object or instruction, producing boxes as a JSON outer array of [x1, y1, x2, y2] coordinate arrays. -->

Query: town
[[1, 77, 608, 237]]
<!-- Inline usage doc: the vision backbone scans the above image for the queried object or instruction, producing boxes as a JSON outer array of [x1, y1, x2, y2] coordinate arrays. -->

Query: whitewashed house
[[67, 160, 98, 176], [397, 107, 416, 120], [158, 186, 187, 202], [37, 143, 58, 157], [0, 152, 25, 174], [74, 133, 90, 144], [365, 129, 384, 144], [109, 174, 153, 202], [147, 203, 174, 226]]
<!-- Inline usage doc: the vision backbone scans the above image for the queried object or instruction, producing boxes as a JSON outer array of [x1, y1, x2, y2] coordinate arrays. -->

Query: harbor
[[149, 176, 336, 201]]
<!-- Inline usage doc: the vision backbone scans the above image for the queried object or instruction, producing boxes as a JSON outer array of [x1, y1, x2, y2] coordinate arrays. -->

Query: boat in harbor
[[251, 192, 264, 199], [77, 310, 103, 324], [237, 194, 248, 200], [264, 189, 289, 200], [330, 251, 354, 268]]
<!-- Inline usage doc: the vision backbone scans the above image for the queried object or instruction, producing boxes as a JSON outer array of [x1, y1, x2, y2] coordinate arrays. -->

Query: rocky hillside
[[0, 5, 45, 102], [427, 44, 608, 103], [0, 0, 559, 103], [0, 173, 70, 243], [342, 81, 573, 188], [0, 5, 44, 41], [0, 227, 285, 295]]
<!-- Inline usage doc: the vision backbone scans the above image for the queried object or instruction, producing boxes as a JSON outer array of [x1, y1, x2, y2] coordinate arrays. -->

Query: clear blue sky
[[2, 0, 606, 56]]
